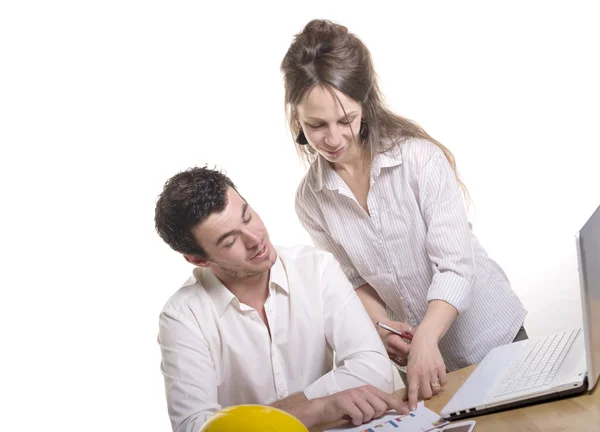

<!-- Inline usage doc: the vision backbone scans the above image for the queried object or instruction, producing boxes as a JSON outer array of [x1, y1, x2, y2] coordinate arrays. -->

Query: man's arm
[[272, 386, 409, 428], [302, 253, 396, 401], [158, 308, 220, 432], [270, 392, 321, 427]]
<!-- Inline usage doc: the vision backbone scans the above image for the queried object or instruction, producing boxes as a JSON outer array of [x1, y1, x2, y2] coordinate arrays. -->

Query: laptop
[[440, 203, 600, 420]]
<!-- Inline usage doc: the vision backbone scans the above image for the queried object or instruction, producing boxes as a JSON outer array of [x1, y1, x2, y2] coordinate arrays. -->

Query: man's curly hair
[[154, 166, 236, 258]]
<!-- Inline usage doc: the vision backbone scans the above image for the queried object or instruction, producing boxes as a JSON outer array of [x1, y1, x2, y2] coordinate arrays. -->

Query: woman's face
[[296, 85, 363, 165]]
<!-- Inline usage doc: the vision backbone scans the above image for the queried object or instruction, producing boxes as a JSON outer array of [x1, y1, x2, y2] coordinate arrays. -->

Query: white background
[[1, 1, 599, 431]]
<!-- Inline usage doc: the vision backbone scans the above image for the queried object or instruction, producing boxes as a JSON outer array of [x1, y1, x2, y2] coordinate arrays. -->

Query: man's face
[[189, 187, 277, 279]]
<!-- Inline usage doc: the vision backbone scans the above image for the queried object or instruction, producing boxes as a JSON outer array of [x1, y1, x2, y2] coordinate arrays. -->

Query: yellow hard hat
[[200, 405, 308, 432]]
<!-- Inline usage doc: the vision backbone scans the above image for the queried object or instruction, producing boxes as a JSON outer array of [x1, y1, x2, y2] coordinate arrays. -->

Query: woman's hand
[[403, 330, 447, 410], [376, 321, 415, 367]]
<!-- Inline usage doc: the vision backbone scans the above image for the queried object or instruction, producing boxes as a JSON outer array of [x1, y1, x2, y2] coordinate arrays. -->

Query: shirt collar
[[313, 146, 403, 192], [269, 255, 289, 294], [313, 155, 340, 192], [371, 145, 403, 178], [199, 256, 289, 318]]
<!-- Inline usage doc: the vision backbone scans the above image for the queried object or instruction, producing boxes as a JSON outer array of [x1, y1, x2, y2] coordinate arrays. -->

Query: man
[[154, 167, 407, 431]]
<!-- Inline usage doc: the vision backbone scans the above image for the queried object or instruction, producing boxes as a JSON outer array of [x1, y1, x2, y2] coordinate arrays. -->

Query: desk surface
[[425, 364, 600, 432], [314, 364, 600, 432]]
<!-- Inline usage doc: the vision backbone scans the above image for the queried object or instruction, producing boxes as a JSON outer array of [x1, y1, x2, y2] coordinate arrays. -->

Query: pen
[[376, 321, 413, 341]]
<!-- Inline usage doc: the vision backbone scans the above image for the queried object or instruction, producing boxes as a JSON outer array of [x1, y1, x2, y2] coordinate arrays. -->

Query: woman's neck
[[331, 147, 370, 178]]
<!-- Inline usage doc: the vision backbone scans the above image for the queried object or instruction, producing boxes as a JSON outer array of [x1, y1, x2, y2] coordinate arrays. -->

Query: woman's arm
[[405, 300, 457, 410], [355, 284, 387, 325], [417, 144, 476, 316], [356, 284, 414, 361], [404, 141, 476, 409], [417, 300, 457, 343]]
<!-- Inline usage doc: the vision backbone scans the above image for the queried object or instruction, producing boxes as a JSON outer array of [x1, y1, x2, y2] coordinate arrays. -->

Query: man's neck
[[215, 269, 271, 310]]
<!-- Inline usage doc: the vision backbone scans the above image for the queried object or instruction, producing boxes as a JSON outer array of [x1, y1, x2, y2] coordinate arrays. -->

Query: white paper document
[[325, 401, 449, 432]]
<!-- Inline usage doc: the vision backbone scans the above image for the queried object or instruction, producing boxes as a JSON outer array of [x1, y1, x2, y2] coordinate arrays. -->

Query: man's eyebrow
[[215, 203, 249, 246]]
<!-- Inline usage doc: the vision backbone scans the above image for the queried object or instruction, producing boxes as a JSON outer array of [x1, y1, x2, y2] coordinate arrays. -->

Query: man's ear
[[184, 254, 210, 268]]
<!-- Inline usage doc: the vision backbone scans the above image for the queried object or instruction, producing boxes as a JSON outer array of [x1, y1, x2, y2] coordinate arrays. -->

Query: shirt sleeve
[[158, 308, 220, 432], [295, 184, 367, 289], [303, 252, 395, 399], [417, 148, 476, 315]]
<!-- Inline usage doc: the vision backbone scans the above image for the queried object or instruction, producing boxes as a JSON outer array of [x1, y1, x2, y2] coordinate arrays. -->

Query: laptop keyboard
[[492, 328, 580, 397]]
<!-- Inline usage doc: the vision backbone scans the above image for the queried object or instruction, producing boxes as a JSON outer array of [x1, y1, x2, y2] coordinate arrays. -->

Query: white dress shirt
[[158, 245, 394, 432], [295, 138, 528, 371]]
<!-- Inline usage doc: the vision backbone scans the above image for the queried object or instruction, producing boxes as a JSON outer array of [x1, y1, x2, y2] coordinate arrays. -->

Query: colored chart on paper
[[325, 402, 450, 432]]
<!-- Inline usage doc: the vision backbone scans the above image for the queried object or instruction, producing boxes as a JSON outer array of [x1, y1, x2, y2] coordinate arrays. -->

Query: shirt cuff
[[348, 275, 367, 290], [303, 372, 341, 400], [426, 271, 474, 315]]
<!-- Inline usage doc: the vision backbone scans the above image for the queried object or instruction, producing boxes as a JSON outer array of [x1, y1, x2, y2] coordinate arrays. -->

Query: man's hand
[[317, 385, 409, 426]]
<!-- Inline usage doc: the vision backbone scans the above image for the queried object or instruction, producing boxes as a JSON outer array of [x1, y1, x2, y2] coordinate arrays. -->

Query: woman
[[281, 19, 528, 409]]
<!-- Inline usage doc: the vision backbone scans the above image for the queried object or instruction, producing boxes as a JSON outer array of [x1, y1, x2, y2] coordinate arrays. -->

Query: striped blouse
[[295, 138, 527, 371]]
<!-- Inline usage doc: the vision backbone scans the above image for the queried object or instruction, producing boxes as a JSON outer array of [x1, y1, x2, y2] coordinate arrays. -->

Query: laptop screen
[[577, 203, 600, 390]]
